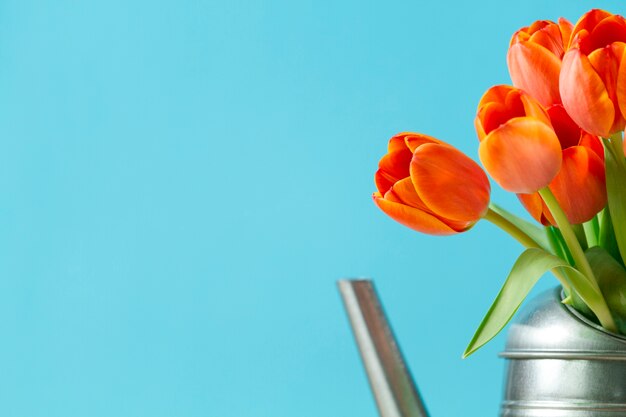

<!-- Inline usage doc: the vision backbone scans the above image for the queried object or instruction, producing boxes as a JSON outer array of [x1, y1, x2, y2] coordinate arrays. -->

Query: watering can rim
[[501, 287, 626, 360]]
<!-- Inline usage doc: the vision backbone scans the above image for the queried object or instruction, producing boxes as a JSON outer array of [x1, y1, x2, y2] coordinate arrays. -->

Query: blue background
[[0, 1, 622, 416]]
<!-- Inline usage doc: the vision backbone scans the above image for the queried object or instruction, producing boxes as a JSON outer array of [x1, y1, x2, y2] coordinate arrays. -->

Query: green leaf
[[463, 248, 605, 358], [586, 247, 626, 334], [548, 226, 574, 266], [489, 203, 551, 251], [603, 137, 626, 265]]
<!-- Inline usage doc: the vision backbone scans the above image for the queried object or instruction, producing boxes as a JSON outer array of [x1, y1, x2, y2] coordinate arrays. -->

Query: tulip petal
[[477, 86, 551, 139], [383, 177, 429, 211], [586, 47, 626, 134], [617, 46, 626, 122], [387, 133, 411, 153], [528, 23, 565, 56], [558, 17, 573, 49], [519, 94, 553, 124], [478, 94, 525, 136], [517, 145, 606, 226], [373, 192, 464, 236], [560, 49, 615, 136], [587, 45, 621, 101], [410, 143, 490, 222], [508, 42, 562, 107], [479, 84, 511, 104], [479, 118, 562, 193], [572, 9, 613, 45], [549, 146, 606, 225], [586, 15, 626, 54], [403, 133, 443, 152], [383, 178, 474, 232], [579, 133, 604, 161], [375, 148, 412, 194], [547, 104, 581, 149], [517, 192, 554, 226]]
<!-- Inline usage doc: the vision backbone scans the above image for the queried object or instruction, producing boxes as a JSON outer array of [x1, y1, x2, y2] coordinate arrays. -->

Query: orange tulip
[[560, 9, 626, 137], [518, 105, 606, 225], [508, 18, 573, 107], [475, 85, 562, 194], [373, 133, 490, 236]]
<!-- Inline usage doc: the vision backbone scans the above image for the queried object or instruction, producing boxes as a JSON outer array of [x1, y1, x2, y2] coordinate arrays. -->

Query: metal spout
[[338, 279, 429, 417]]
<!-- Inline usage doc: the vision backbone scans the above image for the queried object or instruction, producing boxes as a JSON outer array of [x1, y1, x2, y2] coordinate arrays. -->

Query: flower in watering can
[[373, 133, 490, 236], [560, 9, 626, 137], [508, 18, 573, 107], [368, 8, 626, 360], [475, 85, 562, 194], [518, 105, 607, 226]]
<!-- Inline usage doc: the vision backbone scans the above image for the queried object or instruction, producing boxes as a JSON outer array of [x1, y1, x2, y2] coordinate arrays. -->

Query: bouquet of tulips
[[373, 9, 626, 357]]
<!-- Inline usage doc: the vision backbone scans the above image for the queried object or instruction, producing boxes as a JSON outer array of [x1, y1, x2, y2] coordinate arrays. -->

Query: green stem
[[539, 188, 597, 285], [488, 202, 552, 251], [484, 208, 541, 249], [484, 207, 571, 293], [539, 187, 617, 331], [583, 215, 600, 248]]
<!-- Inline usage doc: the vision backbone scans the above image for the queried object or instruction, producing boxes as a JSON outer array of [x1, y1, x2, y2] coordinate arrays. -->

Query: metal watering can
[[338, 280, 626, 417]]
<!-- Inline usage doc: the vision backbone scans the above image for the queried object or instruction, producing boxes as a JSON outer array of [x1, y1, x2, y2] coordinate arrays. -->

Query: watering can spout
[[338, 279, 430, 417]]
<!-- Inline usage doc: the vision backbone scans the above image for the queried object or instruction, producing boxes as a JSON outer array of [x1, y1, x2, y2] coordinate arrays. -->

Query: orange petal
[[383, 178, 428, 212], [478, 89, 525, 136], [587, 44, 621, 102], [579, 133, 604, 161], [476, 86, 551, 140], [478, 118, 562, 193], [403, 133, 443, 153], [558, 17, 573, 49], [410, 143, 490, 222], [528, 23, 564, 56], [550, 146, 606, 224], [508, 42, 562, 107], [585, 15, 626, 54], [387, 133, 412, 152], [560, 48, 615, 136], [375, 148, 412, 194], [381, 178, 474, 233], [373, 193, 464, 236], [517, 192, 554, 226], [474, 115, 488, 142], [547, 104, 580, 149], [520, 93, 553, 124], [478, 84, 511, 105], [571, 9, 613, 46], [617, 45, 626, 122]]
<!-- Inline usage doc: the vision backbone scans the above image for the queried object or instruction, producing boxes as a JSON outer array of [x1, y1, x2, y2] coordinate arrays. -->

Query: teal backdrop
[[0, 1, 622, 416]]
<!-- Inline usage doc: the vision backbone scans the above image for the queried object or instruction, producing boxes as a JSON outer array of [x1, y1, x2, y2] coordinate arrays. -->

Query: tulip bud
[[518, 105, 606, 225], [475, 85, 562, 194], [560, 9, 626, 137], [508, 18, 573, 107], [373, 133, 490, 236]]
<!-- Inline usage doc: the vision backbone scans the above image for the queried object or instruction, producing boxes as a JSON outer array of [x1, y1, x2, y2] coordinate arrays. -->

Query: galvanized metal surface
[[500, 287, 626, 417], [338, 279, 429, 417]]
